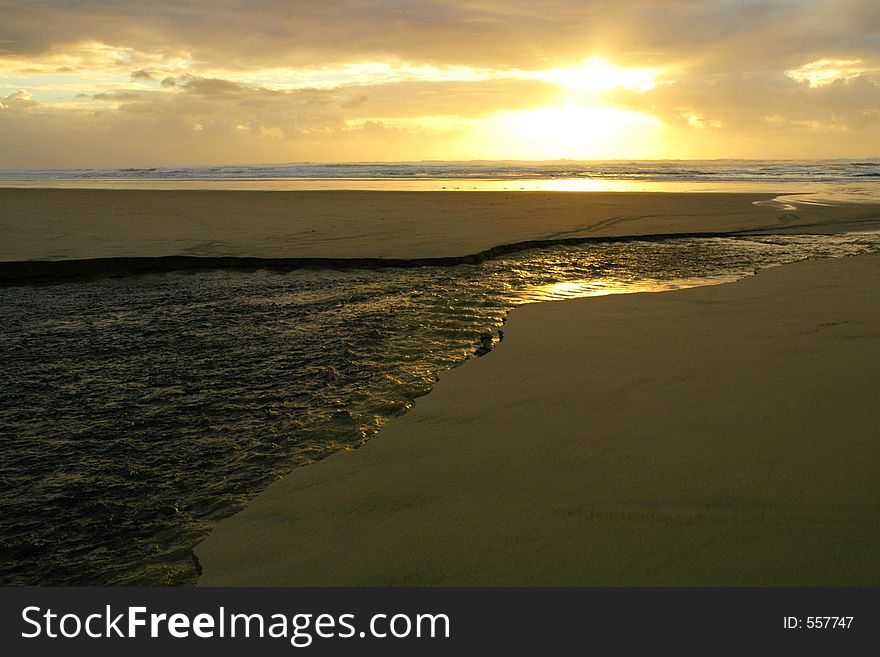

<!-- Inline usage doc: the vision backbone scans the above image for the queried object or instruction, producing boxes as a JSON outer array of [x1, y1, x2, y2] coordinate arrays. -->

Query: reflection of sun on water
[[518, 277, 740, 303]]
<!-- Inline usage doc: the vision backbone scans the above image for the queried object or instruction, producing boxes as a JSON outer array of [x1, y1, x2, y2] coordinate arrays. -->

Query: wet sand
[[196, 252, 880, 586], [5, 186, 878, 585], [3, 188, 880, 264]]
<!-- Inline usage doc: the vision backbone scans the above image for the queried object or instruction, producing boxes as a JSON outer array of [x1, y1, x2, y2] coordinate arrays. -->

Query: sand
[[5, 186, 878, 584], [196, 252, 880, 586], [3, 188, 880, 263]]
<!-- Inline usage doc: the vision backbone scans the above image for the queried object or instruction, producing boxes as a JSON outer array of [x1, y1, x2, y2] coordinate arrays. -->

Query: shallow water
[[1, 233, 879, 585]]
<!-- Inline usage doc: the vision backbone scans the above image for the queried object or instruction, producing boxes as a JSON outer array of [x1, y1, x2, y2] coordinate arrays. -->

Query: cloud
[[0, 88, 37, 111], [130, 68, 154, 81], [617, 68, 880, 133], [785, 59, 880, 87], [181, 76, 252, 97], [4, 2, 879, 79], [340, 94, 367, 109], [93, 90, 145, 101], [0, 1, 870, 70], [1, 1, 879, 164]]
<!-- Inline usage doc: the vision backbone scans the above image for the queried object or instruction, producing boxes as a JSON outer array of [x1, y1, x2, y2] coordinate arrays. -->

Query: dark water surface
[[2, 233, 879, 585]]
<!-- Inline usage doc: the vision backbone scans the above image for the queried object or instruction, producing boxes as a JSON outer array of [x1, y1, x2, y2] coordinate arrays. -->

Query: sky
[[1, 0, 879, 167]]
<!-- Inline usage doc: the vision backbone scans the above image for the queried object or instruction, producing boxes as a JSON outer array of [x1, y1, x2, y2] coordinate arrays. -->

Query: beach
[[3, 187, 880, 586], [4, 188, 880, 265], [6, 0, 880, 643], [197, 251, 880, 585]]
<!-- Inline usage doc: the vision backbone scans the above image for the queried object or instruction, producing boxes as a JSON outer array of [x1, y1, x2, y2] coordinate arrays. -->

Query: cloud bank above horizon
[[1, 0, 879, 167]]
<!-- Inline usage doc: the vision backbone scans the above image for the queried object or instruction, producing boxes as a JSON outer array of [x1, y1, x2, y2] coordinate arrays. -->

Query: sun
[[479, 102, 665, 160], [536, 57, 661, 94], [467, 57, 668, 159]]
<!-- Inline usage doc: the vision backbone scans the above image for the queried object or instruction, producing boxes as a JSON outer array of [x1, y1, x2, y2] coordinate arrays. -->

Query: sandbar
[[3, 189, 880, 265]]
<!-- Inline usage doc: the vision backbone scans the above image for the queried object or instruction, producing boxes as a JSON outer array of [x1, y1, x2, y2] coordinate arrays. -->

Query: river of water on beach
[[2, 232, 880, 585]]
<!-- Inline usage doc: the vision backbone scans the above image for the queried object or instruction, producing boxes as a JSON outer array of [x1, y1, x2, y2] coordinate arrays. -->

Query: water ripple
[[1, 233, 879, 585]]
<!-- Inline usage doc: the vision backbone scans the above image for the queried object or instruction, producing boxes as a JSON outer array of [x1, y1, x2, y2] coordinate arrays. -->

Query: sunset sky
[[2, 0, 879, 167]]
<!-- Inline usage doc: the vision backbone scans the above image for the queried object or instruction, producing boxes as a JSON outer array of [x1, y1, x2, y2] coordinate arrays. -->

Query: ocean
[[1, 160, 880, 205], [1, 161, 879, 585], [2, 159, 880, 184]]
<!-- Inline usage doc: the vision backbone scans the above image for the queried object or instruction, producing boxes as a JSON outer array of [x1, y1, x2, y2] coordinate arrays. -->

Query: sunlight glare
[[484, 103, 664, 159], [537, 57, 660, 93]]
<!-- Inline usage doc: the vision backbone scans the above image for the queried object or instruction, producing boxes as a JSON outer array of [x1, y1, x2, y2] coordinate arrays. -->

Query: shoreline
[[4, 189, 880, 261], [195, 252, 880, 586], [5, 187, 880, 585], [0, 230, 828, 287], [3, 188, 880, 285]]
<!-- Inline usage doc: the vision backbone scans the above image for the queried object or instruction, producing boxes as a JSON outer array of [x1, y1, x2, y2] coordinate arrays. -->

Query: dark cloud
[[2, 1, 880, 164], [181, 77, 253, 97], [98, 74, 553, 127], [341, 94, 368, 109], [93, 90, 144, 101], [1, 1, 875, 71], [339, 78, 561, 117]]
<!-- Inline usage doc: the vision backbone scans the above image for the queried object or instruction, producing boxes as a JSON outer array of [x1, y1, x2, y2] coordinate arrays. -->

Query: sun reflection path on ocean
[[6, 176, 879, 211]]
